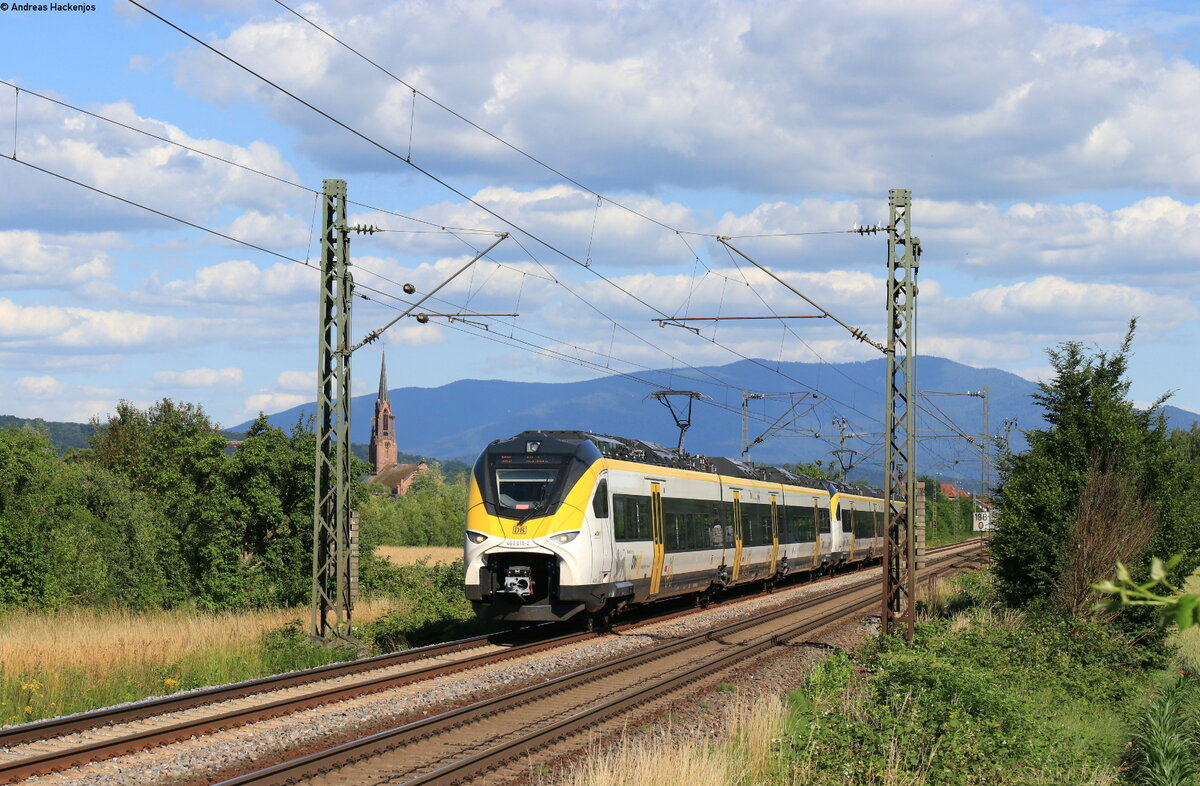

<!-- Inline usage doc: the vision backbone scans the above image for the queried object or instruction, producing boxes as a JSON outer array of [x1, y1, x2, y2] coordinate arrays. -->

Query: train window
[[842, 506, 853, 533], [817, 505, 831, 534], [496, 468, 559, 510], [592, 479, 609, 518], [863, 512, 875, 538], [613, 494, 651, 540], [788, 505, 815, 543], [753, 505, 771, 546]]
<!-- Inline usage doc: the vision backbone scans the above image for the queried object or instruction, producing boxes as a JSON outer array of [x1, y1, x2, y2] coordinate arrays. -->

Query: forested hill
[[236, 356, 1200, 478], [6, 356, 1197, 483], [0, 415, 94, 452]]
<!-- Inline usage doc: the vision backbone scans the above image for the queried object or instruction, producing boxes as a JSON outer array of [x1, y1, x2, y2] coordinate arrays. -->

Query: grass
[[1126, 673, 1200, 786], [558, 694, 787, 786], [561, 572, 1145, 786], [0, 598, 395, 726], [374, 545, 462, 565], [780, 572, 1145, 785]]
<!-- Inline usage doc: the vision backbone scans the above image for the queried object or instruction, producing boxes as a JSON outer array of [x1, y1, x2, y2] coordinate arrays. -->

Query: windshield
[[496, 468, 560, 510]]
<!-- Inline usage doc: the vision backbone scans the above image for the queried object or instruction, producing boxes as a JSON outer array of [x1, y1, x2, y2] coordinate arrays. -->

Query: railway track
[[1, 540, 984, 785], [213, 546, 981, 785], [0, 627, 590, 783]]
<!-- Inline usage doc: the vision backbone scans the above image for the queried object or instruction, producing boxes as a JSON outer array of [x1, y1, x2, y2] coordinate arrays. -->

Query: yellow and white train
[[464, 430, 890, 625]]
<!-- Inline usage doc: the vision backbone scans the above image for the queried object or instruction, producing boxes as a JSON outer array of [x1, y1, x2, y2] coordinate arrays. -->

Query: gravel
[[19, 565, 890, 786]]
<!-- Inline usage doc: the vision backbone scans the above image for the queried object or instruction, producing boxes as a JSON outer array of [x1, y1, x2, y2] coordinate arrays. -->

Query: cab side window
[[592, 479, 609, 518]]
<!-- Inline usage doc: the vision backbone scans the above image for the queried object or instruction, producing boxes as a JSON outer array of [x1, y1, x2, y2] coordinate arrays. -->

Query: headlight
[[466, 530, 488, 544], [550, 530, 580, 544]]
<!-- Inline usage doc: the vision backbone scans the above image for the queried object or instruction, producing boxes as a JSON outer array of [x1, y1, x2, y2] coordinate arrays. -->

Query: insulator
[[403, 283, 416, 294], [416, 313, 429, 324]]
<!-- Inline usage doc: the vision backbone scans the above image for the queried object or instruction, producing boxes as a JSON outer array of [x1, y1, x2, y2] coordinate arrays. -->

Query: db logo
[[512, 523, 527, 535]]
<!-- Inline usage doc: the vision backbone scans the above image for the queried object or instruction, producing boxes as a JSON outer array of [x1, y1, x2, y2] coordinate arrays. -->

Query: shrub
[[359, 558, 487, 650]]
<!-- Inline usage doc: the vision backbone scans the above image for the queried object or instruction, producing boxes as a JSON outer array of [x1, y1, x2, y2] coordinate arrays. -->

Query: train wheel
[[587, 608, 613, 632]]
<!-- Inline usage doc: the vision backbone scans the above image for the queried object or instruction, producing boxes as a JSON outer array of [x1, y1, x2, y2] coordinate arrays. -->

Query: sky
[[2, 0, 1199, 446]]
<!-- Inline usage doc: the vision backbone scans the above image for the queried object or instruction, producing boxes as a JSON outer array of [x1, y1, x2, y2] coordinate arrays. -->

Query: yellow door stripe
[[650, 482, 664, 595], [731, 491, 743, 582], [769, 495, 779, 575]]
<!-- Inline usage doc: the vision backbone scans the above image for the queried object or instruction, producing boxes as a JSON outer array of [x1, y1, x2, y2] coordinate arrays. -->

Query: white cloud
[[15, 375, 67, 397], [140, 259, 316, 305], [922, 196, 1200, 284], [275, 370, 314, 390], [225, 210, 313, 250], [0, 231, 118, 294], [0, 298, 221, 351], [0, 91, 304, 230], [950, 276, 1193, 332], [152, 367, 245, 388], [244, 392, 308, 415], [170, 0, 1200, 197]]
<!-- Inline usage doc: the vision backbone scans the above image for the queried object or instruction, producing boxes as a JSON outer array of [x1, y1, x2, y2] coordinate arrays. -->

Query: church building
[[366, 354, 427, 495]]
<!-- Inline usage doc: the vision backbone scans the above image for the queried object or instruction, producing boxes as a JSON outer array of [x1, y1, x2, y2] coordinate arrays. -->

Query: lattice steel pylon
[[882, 188, 921, 641], [311, 178, 356, 642]]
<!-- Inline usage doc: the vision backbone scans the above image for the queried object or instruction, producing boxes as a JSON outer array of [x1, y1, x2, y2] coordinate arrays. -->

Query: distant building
[[371, 460, 429, 496], [366, 354, 428, 496], [939, 482, 971, 499]]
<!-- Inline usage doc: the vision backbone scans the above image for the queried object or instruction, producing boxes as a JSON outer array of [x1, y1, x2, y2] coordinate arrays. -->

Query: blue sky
[[2, 0, 1199, 448]]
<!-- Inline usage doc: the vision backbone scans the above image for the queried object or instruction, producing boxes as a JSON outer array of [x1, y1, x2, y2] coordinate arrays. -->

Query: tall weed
[[1127, 673, 1200, 786]]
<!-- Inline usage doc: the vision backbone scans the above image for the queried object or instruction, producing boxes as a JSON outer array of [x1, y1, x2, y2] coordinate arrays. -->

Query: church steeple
[[368, 354, 397, 473]]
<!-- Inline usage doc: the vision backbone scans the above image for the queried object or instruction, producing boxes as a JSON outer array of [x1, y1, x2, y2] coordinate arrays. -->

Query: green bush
[[785, 605, 1147, 784], [360, 559, 491, 650], [259, 620, 356, 674], [358, 465, 468, 550]]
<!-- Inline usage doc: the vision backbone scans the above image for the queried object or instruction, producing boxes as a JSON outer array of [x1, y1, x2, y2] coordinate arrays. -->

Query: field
[[375, 545, 462, 565], [1174, 569, 1200, 666], [0, 599, 395, 726]]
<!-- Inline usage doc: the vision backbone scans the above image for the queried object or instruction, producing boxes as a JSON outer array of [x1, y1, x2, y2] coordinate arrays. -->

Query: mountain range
[[235, 356, 1200, 490]]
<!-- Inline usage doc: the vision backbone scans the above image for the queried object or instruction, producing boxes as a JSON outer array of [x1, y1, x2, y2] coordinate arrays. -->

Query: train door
[[811, 497, 821, 570], [590, 474, 613, 583], [846, 500, 856, 561], [769, 494, 779, 575], [731, 490, 744, 582], [649, 482, 665, 596]]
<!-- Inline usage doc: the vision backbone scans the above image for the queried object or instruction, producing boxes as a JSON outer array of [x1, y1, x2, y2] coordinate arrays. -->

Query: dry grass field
[[0, 598, 396, 725], [561, 695, 785, 786], [375, 545, 462, 565]]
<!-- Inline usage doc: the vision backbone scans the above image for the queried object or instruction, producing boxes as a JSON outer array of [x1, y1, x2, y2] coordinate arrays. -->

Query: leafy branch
[[1094, 555, 1200, 630]]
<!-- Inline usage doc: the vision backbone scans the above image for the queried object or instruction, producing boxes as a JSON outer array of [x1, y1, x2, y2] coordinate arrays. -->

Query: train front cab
[[464, 434, 626, 623]]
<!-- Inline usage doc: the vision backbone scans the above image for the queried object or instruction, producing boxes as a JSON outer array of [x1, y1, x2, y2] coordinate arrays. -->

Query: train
[[463, 430, 893, 626]]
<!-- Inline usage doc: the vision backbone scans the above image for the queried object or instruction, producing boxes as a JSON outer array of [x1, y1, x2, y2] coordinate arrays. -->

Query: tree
[[0, 427, 169, 608], [991, 321, 1200, 608], [782, 459, 838, 480], [359, 463, 468, 550]]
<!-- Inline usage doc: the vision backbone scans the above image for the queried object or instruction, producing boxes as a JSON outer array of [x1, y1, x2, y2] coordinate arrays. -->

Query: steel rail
[[419, 560, 977, 785], [215, 544, 983, 785], [0, 627, 554, 749], [0, 628, 589, 784], [0, 540, 983, 785]]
